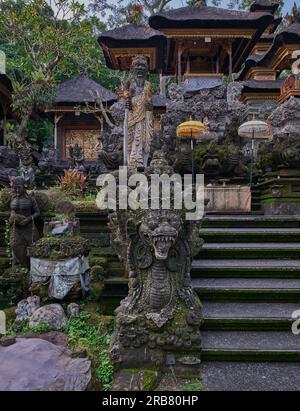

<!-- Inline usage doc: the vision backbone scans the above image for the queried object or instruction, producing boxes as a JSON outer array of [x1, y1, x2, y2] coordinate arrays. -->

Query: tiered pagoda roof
[[98, 3, 281, 76], [99, 24, 166, 72], [250, 1, 280, 14], [239, 22, 300, 80], [149, 5, 275, 29]]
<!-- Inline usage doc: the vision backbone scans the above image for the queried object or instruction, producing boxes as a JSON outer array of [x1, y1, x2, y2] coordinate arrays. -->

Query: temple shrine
[[99, 3, 280, 90]]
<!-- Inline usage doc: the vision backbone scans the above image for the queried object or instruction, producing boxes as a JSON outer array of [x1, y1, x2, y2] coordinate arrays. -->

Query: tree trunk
[[16, 106, 33, 142]]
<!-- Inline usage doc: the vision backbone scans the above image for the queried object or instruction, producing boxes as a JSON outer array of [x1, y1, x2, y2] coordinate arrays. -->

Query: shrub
[[59, 169, 87, 198]]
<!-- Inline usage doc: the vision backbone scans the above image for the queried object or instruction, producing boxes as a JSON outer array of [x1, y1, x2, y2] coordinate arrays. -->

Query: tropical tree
[[0, 0, 105, 142]]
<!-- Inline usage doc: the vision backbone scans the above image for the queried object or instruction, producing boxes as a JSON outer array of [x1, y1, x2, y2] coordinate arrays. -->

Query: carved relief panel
[[63, 128, 100, 160]]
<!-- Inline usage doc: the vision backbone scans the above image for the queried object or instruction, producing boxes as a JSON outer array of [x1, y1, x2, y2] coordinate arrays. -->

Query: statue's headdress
[[131, 55, 148, 69], [11, 176, 25, 187]]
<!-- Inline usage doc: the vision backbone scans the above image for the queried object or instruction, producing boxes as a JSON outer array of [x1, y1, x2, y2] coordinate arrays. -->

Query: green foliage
[[4, 219, 12, 264], [84, 192, 97, 201], [0, 188, 12, 211], [26, 118, 54, 151], [64, 311, 114, 390], [7, 318, 55, 335], [0, 0, 105, 141], [96, 351, 114, 390], [177, 382, 204, 391]]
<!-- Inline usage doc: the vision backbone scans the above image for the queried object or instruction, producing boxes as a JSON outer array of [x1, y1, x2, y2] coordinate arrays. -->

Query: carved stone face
[[139, 211, 181, 260], [131, 56, 148, 79], [12, 178, 25, 197]]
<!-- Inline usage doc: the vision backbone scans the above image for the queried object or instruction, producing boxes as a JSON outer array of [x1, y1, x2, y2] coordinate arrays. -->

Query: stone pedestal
[[205, 185, 251, 212], [257, 176, 300, 215]]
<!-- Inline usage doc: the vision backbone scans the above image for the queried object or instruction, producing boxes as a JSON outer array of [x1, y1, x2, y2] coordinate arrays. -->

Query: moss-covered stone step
[[106, 261, 126, 277], [200, 228, 300, 243], [202, 216, 300, 229], [201, 361, 300, 391], [193, 278, 300, 302], [192, 268, 300, 279], [202, 349, 300, 362], [198, 243, 300, 260], [203, 318, 292, 331], [0, 256, 10, 270], [202, 302, 299, 331], [201, 331, 300, 362], [103, 277, 128, 297], [0, 247, 7, 257], [191, 259, 300, 279]]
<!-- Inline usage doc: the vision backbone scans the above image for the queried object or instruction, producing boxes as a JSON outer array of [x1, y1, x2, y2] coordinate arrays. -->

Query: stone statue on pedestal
[[69, 143, 85, 172], [107, 151, 203, 388], [9, 177, 40, 268], [125, 55, 153, 169]]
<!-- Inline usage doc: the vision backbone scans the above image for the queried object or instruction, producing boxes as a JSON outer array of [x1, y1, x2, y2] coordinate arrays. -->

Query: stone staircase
[[101, 213, 300, 389], [197, 215, 300, 390]]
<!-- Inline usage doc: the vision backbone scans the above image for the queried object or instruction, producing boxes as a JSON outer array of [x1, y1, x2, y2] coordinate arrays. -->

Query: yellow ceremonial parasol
[[176, 118, 207, 139], [176, 117, 207, 183]]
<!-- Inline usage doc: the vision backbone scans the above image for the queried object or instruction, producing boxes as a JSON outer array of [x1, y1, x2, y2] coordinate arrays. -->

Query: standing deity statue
[[9, 177, 40, 268], [69, 143, 85, 172], [17, 144, 36, 188], [125, 55, 153, 169]]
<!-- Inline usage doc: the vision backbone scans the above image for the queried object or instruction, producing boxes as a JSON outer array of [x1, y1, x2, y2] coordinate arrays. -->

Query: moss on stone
[[28, 236, 90, 259], [0, 257, 10, 269], [89, 256, 108, 267], [120, 368, 161, 391], [73, 201, 99, 213], [90, 265, 105, 278], [3, 306, 16, 322]]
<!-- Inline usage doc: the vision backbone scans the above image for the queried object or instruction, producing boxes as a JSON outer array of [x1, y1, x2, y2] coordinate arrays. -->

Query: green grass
[[64, 310, 114, 390]]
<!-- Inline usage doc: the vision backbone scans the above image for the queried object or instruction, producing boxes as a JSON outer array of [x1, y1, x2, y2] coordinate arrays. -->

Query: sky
[[77, 0, 296, 15]]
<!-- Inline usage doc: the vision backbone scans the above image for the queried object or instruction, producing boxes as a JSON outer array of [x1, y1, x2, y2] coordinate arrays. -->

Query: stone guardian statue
[[125, 55, 153, 169], [9, 177, 40, 268]]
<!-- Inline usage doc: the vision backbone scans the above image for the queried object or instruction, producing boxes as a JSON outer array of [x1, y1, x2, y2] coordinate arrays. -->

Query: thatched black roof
[[55, 76, 117, 105], [98, 24, 166, 72], [243, 79, 283, 92], [237, 52, 269, 80], [250, 1, 279, 15], [257, 34, 275, 43], [237, 21, 298, 80], [149, 5, 275, 29], [252, 22, 300, 68], [99, 24, 165, 43], [273, 22, 300, 44]]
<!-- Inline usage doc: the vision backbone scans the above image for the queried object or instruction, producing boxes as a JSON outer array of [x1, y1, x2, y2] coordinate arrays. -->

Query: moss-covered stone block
[[89, 281, 104, 300], [90, 265, 104, 279], [0, 257, 10, 269], [3, 306, 17, 322], [89, 256, 108, 267], [111, 368, 161, 391]]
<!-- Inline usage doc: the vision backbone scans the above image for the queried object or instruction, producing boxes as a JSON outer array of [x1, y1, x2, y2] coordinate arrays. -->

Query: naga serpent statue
[[107, 151, 204, 372]]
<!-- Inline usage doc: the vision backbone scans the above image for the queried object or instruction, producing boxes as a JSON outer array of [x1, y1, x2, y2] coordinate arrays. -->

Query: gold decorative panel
[[64, 129, 100, 160]]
